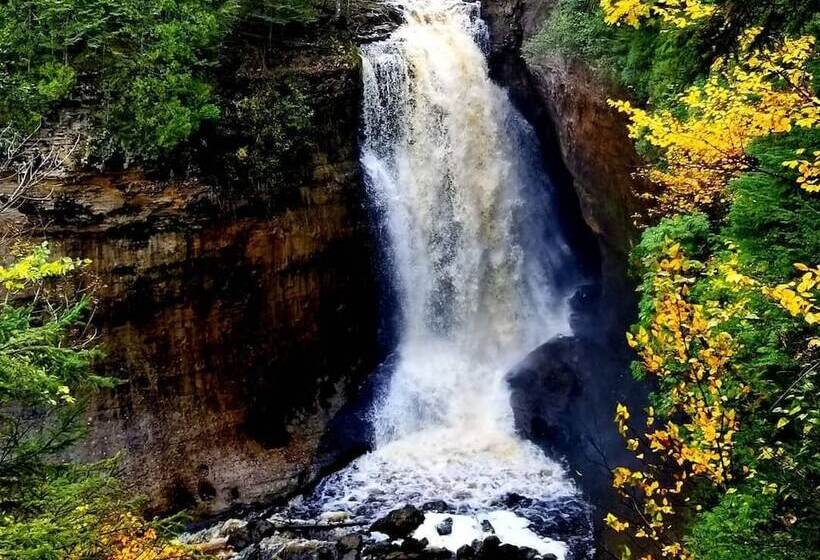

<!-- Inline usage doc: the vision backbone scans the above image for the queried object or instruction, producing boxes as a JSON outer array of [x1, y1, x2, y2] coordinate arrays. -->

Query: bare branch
[[0, 126, 80, 216]]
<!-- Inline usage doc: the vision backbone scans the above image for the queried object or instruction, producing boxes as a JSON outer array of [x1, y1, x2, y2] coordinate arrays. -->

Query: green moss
[[0, 0, 327, 163], [687, 489, 785, 560], [726, 129, 820, 281], [524, 0, 705, 105]]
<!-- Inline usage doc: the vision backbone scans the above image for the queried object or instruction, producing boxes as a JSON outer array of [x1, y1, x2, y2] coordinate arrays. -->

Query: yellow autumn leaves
[[0, 241, 89, 291], [88, 513, 196, 560], [608, 244, 744, 559], [610, 242, 820, 559], [783, 150, 820, 192], [765, 264, 820, 349], [610, 32, 819, 218], [601, 0, 714, 28], [599, 1, 819, 558]]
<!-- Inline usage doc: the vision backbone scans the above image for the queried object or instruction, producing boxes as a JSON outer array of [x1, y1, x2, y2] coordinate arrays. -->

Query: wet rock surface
[[181, 503, 582, 560], [480, 0, 650, 521], [435, 518, 453, 536], [507, 335, 643, 506], [421, 501, 452, 513], [370, 506, 426, 538]]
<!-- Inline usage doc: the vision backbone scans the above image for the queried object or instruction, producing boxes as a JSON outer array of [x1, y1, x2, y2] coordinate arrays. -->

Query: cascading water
[[295, 0, 593, 557]]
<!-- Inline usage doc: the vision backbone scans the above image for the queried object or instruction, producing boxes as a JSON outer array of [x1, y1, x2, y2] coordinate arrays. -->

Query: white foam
[[314, 428, 574, 516], [414, 512, 567, 559]]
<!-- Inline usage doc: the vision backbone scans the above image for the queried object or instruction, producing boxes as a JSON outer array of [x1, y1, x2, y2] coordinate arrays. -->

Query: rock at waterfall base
[[454, 537, 551, 560], [435, 518, 453, 536], [421, 500, 451, 513], [371, 506, 425, 538]]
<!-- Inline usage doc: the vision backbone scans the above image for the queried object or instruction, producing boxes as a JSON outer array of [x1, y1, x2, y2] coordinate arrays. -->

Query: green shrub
[[524, 0, 704, 105], [632, 212, 712, 266], [0, 0, 241, 161], [687, 489, 787, 560], [726, 129, 820, 280], [0, 0, 328, 163], [242, 0, 320, 25]]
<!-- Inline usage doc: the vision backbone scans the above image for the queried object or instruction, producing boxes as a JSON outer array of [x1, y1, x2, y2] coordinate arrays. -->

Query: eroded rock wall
[[4, 10, 393, 514], [482, 0, 649, 510]]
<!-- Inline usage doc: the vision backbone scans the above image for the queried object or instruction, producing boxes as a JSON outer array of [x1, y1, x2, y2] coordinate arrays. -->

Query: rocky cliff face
[[482, 0, 649, 511], [5, 8, 398, 515], [481, 0, 645, 328]]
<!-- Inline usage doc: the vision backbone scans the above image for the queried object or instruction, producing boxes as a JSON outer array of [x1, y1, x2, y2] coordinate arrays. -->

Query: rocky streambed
[[181, 502, 585, 560]]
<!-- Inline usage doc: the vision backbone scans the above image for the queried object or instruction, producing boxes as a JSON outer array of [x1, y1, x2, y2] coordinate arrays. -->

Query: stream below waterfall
[[287, 0, 595, 557]]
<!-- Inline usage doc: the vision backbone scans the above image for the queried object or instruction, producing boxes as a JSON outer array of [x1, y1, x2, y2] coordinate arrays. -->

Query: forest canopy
[[0, 0, 322, 164]]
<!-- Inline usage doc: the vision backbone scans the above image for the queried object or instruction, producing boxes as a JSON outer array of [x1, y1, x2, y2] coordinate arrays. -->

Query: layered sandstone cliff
[[4, 7, 398, 514]]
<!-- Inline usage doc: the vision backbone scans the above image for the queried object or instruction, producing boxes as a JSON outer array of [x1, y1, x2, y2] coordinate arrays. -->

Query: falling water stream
[[294, 0, 593, 557]]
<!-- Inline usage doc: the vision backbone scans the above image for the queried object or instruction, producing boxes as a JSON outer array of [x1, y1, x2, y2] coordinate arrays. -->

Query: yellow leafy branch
[[608, 34, 818, 219], [609, 244, 748, 559], [600, 0, 716, 29]]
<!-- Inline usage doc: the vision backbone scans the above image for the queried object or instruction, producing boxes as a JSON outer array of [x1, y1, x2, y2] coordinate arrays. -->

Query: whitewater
[[294, 0, 593, 557]]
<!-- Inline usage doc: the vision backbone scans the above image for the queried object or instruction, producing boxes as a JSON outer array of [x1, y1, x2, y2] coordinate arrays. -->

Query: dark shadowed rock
[[498, 544, 531, 560], [363, 541, 400, 557], [497, 493, 531, 509], [424, 547, 454, 560], [371, 506, 425, 538], [274, 540, 336, 560], [235, 543, 261, 560], [362, 541, 452, 560], [337, 534, 363, 560], [476, 536, 500, 558], [461, 538, 541, 560], [421, 500, 451, 513], [507, 333, 643, 509], [456, 544, 476, 560], [317, 546, 336, 560], [480, 520, 495, 534], [250, 519, 275, 542], [507, 336, 582, 446], [400, 537, 428, 553], [435, 517, 453, 536]]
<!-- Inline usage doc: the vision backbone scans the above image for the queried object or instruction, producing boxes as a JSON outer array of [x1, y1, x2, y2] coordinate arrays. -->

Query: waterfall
[[361, 0, 574, 449], [299, 1, 591, 556]]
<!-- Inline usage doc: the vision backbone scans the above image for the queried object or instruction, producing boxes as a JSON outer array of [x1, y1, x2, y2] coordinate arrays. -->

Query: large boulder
[[370, 506, 425, 538], [507, 334, 644, 507], [507, 336, 583, 446]]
